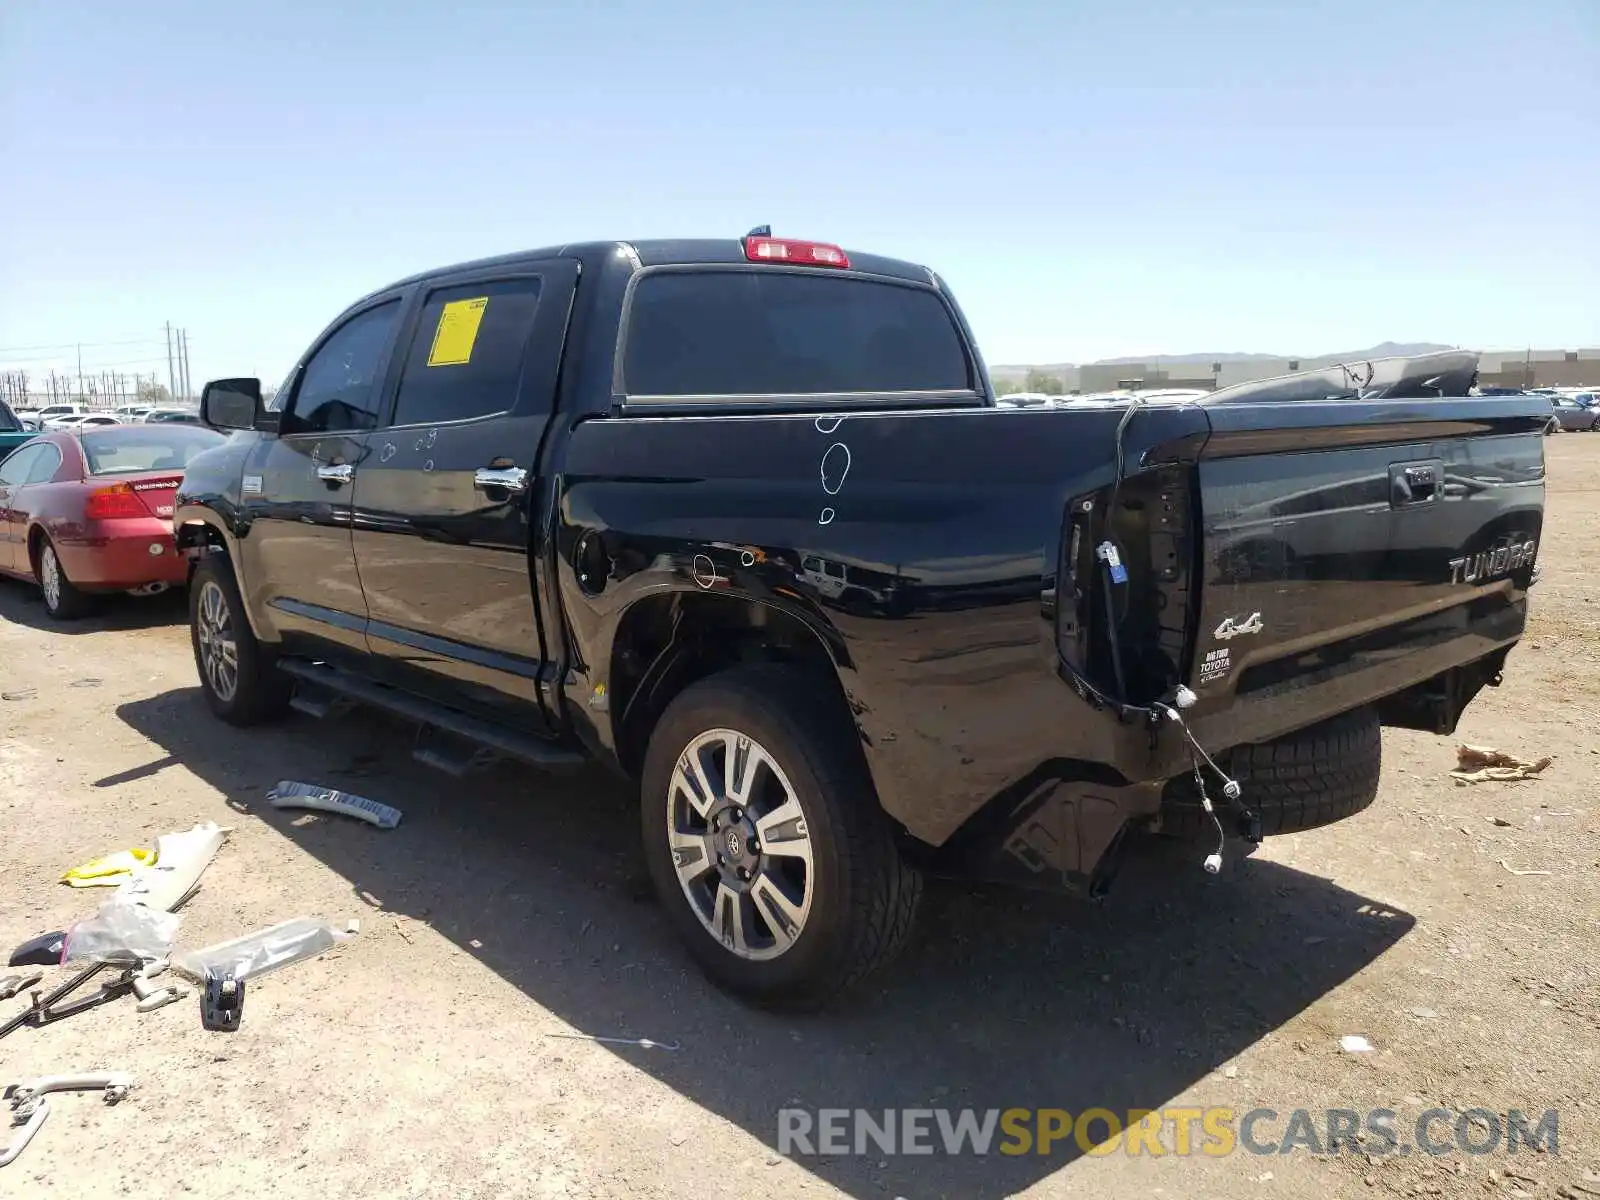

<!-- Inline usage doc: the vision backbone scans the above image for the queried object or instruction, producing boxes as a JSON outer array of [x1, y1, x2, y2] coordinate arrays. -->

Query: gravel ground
[[0, 435, 1596, 1200]]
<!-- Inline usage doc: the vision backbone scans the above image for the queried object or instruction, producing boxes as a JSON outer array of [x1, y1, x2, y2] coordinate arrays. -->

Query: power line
[[0, 354, 172, 367], [0, 337, 165, 354]]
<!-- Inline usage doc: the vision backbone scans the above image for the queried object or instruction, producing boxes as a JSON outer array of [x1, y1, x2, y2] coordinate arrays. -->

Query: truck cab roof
[[364, 238, 938, 303]]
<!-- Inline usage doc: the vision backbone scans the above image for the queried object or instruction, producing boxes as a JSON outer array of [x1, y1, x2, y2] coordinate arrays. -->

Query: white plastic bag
[[170, 918, 353, 984], [63, 899, 181, 965]]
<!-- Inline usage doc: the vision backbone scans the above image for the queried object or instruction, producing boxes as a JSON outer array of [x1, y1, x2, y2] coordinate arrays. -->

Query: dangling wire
[[1190, 753, 1226, 875]]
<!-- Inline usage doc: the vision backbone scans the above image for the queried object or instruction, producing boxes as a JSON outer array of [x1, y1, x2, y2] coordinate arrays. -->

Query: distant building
[[999, 348, 1600, 394], [1078, 357, 1310, 393], [1477, 349, 1600, 390]]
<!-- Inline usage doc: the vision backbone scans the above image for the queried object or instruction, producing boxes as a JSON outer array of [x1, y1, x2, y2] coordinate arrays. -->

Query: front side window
[[389, 278, 544, 428], [285, 300, 401, 434], [623, 270, 973, 398]]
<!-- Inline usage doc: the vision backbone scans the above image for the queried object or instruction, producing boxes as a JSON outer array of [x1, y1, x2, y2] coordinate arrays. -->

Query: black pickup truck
[[175, 233, 1547, 1009]]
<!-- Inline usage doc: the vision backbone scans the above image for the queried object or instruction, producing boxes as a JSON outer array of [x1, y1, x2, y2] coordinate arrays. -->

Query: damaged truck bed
[[175, 234, 1548, 1008]]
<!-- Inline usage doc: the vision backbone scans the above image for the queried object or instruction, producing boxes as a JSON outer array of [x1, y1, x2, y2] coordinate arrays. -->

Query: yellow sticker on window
[[426, 297, 489, 367]]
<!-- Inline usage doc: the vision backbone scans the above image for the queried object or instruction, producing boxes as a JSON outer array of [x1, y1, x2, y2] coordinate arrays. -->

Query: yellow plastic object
[[61, 848, 155, 888]]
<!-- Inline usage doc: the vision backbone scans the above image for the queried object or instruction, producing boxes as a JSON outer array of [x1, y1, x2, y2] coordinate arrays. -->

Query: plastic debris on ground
[[1500, 859, 1552, 877], [63, 901, 179, 966], [544, 1032, 682, 1051], [114, 822, 229, 912], [1339, 1035, 1374, 1053], [267, 781, 402, 829], [1, 1073, 134, 1170], [1449, 744, 1553, 784], [130, 962, 188, 1013], [170, 917, 355, 986], [6, 932, 65, 968], [0, 973, 42, 1001], [60, 848, 155, 889]]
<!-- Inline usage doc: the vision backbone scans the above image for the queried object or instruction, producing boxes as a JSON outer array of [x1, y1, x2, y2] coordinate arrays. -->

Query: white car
[[112, 405, 154, 421], [23, 404, 85, 430], [43, 413, 123, 430]]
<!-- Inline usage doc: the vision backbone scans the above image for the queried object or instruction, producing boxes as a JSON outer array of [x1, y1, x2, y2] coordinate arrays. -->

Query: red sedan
[[0, 424, 225, 618]]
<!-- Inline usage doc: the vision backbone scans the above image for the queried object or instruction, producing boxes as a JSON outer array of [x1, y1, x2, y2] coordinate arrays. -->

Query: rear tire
[[640, 664, 922, 1011], [189, 555, 291, 725], [1158, 706, 1382, 840], [36, 537, 93, 620]]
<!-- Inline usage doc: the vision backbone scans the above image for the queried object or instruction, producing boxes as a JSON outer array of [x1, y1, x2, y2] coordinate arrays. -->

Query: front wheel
[[189, 555, 291, 725], [640, 664, 922, 1010]]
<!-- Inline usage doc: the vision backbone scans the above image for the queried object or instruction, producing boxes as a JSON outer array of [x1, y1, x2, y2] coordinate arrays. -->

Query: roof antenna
[[746, 225, 771, 238]]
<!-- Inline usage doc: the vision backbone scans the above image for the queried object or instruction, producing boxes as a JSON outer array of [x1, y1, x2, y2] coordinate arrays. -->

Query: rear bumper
[[53, 519, 188, 591], [1186, 590, 1523, 752], [910, 587, 1527, 894]]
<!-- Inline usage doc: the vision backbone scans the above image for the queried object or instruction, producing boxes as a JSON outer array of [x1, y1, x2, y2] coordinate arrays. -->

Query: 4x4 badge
[[1213, 612, 1264, 641]]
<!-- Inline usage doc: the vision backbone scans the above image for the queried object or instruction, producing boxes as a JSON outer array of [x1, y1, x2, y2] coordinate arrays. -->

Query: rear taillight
[[84, 483, 148, 520], [743, 236, 850, 269]]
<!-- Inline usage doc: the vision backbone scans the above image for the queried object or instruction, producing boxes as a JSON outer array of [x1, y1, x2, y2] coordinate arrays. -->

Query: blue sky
[[1, 1, 1595, 392]]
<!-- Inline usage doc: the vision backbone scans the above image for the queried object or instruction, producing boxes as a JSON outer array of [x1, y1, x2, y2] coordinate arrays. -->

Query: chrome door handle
[[473, 466, 528, 494], [317, 463, 354, 486]]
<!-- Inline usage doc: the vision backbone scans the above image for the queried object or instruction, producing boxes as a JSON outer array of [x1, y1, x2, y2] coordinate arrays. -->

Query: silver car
[[1550, 396, 1599, 432]]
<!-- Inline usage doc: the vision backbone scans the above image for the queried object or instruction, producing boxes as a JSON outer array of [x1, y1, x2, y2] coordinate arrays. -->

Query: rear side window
[[26, 443, 63, 483], [0, 444, 43, 486], [389, 278, 543, 428], [622, 270, 973, 399], [80, 426, 224, 474], [0, 401, 20, 432]]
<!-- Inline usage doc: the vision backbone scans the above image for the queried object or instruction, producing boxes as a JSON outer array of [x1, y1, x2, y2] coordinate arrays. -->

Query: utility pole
[[180, 328, 192, 401], [77, 344, 84, 401], [165, 322, 176, 403]]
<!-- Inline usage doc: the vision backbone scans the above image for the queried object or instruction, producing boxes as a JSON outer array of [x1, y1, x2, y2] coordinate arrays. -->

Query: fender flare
[[173, 505, 269, 641]]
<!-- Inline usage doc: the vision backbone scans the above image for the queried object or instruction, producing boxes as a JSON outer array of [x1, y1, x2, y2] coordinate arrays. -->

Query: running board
[[276, 660, 585, 772]]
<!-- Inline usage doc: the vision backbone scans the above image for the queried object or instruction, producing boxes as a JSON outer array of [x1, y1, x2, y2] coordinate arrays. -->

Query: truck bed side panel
[[555, 405, 1172, 846]]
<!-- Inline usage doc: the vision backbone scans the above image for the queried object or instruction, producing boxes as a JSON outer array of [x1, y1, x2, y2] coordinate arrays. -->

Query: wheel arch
[[175, 513, 268, 640], [25, 522, 49, 574], [607, 589, 860, 781]]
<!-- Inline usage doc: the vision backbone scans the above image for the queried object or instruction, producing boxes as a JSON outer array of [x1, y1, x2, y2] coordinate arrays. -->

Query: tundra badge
[[1448, 539, 1537, 585]]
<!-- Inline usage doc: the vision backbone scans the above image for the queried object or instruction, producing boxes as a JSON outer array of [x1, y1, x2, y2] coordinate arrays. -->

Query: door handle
[[317, 463, 354, 486], [1389, 460, 1441, 508], [473, 466, 528, 495]]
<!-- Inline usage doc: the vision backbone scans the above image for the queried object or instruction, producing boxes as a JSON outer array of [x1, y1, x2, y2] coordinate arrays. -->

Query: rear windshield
[[80, 425, 224, 475], [622, 270, 973, 398]]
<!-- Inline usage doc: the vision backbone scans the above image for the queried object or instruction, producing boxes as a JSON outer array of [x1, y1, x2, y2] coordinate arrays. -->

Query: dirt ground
[[1, 435, 1596, 1200]]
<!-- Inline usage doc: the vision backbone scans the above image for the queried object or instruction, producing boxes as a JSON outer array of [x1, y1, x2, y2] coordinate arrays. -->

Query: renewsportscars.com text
[[776, 1107, 1559, 1159]]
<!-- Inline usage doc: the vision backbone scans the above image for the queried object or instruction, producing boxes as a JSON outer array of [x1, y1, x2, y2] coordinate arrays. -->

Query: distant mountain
[[1312, 342, 1457, 363]]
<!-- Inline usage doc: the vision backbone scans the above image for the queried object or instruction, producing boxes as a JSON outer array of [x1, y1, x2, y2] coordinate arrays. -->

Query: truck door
[[236, 296, 403, 661], [349, 261, 579, 732]]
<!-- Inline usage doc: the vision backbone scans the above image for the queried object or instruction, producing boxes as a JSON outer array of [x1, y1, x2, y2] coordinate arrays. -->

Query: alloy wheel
[[39, 546, 61, 611], [195, 579, 239, 703], [665, 728, 815, 962]]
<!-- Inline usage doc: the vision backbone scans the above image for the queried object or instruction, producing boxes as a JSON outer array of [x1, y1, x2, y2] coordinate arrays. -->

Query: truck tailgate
[[1188, 399, 1546, 708]]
